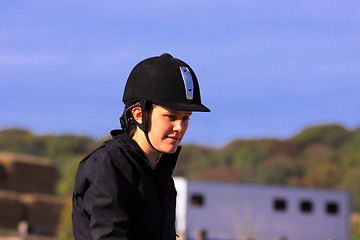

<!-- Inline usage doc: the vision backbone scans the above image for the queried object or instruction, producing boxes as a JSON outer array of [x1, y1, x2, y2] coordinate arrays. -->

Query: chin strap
[[145, 131, 162, 161], [138, 99, 162, 161]]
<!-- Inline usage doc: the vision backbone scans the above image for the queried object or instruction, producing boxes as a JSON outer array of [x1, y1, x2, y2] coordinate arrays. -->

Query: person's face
[[147, 105, 192, 154]]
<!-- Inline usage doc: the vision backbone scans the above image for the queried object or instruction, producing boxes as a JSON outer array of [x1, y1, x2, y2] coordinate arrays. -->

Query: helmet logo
[[179, 66, 194, 100]]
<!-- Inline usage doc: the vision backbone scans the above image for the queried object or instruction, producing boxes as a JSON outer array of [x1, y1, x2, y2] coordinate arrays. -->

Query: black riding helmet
[[123, 53, 210, 112], [121, 53, 210, 154]]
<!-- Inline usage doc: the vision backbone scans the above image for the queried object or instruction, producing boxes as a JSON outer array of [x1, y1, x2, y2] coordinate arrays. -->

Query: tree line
[[0, 124, 359, 211]]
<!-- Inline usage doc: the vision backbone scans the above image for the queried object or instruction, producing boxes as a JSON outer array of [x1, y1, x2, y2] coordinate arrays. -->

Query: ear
[[132, 106, 142, 124]]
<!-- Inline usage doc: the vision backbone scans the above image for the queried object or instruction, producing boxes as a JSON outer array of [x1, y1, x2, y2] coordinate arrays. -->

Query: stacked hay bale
[[0, 153, 65, 235], [20, 194, 65, 227], [0, 191, 23, 229], [0, 153, 56, 194]]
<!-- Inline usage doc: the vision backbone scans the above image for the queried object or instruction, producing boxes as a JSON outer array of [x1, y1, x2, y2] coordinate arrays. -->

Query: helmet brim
[[153, 101, 210, 112]]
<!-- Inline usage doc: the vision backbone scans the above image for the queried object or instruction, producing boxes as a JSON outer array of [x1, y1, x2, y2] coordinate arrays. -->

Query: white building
[[174, 177, 350, 240]]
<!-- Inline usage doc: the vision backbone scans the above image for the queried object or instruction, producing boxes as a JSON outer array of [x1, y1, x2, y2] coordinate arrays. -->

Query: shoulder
[[77, 135, 144, 185], [79, 137, 127, 172]]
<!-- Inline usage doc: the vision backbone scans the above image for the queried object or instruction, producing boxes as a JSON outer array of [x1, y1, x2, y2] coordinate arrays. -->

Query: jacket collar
[[110, 129, 180, 176]]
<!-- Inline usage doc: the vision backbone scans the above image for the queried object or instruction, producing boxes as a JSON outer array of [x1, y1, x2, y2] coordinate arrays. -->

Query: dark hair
[[120, 102, 141, 136], [120, 101, 155, 136]]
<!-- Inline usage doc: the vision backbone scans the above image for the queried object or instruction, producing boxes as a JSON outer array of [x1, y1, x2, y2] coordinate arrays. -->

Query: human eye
[[182, 115, 190, 121], [166, 114, 177, 121]]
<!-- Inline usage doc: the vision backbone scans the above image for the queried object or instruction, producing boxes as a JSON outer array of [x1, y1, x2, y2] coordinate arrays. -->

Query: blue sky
[[1, 0, 360, 146]]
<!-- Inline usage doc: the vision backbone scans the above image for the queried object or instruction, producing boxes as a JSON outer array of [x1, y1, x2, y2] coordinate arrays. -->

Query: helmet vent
[[179, 66, 194, 100]]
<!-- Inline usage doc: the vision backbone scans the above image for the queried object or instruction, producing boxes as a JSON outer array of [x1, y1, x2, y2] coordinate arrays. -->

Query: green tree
[[256, 154, 296, 185], [57, 198, 74, 240], [57, 156, 82, 195], [221, 140, 269, 167], [0, 128, 47, 155], [304, 162, 340, 188], [340, 169, 360, 211], [342, 127, 360, 170], [291, 124, 351, 149]]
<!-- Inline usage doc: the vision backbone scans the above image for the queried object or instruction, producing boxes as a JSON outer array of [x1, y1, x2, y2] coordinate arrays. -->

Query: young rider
[[72, 53, 210, 239]]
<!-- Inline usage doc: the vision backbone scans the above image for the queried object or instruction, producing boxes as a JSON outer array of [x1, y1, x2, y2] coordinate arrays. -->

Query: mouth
[[167, 136, 182, 142]]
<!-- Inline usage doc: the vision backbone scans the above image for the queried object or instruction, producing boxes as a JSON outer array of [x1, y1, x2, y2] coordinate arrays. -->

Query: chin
[[162, 145, 179, 154]]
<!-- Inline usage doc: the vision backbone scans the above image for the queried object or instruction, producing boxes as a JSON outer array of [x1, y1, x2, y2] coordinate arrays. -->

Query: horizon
[[1, 122, 357, 148]]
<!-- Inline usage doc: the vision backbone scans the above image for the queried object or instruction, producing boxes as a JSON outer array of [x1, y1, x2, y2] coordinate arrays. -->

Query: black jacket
[[72, 130, 180, 240]]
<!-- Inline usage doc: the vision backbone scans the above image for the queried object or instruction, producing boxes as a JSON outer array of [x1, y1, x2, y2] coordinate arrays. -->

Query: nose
[[173, 119, 185, 132]]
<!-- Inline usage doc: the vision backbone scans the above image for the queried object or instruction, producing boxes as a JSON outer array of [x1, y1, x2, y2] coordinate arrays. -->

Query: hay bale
[[20, 194, 66, 226], [0, 163, 7, 189], [0, 191, 23, 228], [0, 153, 56, 194], [0, 191, 66, 233]]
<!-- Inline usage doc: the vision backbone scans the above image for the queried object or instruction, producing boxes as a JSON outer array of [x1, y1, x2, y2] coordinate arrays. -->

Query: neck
[[132, 129, 162, 169]]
